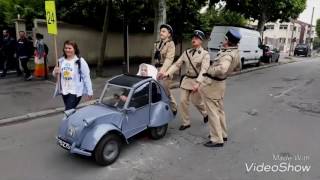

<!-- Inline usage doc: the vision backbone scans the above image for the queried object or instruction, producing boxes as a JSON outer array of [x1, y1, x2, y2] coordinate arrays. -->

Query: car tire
[[94, 134, 121, 166], [240, 58, 245, 70], [267, 57, 272, 63], [150, 124, 168, 140]]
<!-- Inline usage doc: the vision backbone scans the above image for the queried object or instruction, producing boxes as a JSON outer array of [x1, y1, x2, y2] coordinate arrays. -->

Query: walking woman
[[154, 24, 177, 115], [53, 40, 93, 110]]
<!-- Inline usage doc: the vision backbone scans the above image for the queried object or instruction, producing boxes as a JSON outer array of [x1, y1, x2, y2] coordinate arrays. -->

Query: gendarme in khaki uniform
[[154, 24, 177, 113], [201, 29, 241, 147], [166, 31, 209, 129]]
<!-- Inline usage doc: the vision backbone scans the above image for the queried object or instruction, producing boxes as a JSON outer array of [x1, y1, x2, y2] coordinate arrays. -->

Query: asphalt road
[[0, 57, 319, 180]]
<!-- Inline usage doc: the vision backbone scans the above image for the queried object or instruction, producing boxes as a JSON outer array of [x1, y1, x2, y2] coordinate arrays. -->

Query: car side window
[[129, 83, 149, 108], [151, 82, 162, 103]]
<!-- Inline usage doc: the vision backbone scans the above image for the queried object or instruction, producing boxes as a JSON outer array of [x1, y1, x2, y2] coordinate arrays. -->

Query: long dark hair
[[63, 40, 80, 58]]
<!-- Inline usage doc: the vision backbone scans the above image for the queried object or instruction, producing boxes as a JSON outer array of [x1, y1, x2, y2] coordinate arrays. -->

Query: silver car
[[56, 74, 174, 166]]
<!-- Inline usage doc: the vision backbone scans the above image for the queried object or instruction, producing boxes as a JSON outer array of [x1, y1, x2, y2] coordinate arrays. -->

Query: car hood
[[68, 104, 122, 127], [58, 104, 123, 142]]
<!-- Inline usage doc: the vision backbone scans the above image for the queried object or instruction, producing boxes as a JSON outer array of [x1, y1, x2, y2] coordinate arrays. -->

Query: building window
[[279, 38, 286, 43], [280, 25, 288, 30], [266, 25, 274, 30]]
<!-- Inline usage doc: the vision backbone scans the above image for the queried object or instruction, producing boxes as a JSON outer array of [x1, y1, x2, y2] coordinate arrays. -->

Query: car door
[[122, 82, 150, 138]]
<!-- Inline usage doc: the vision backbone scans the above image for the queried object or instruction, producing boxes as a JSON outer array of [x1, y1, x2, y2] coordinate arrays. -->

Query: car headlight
[[67, 126, 76, 137]]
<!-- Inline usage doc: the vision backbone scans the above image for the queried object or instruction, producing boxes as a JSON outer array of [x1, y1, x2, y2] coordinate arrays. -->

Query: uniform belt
[[185, 75, 198, 79], [203, 73, 227, 81], [155, 63, 163, 68]]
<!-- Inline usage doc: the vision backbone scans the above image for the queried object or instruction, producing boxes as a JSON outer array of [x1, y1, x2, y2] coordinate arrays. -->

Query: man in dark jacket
[[16, 31, 33, 80], [0, 29, 21, 77]]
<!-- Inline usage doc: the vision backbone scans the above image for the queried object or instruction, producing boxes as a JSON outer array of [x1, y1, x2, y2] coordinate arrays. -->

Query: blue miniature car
[[56, 74, 174, 166]]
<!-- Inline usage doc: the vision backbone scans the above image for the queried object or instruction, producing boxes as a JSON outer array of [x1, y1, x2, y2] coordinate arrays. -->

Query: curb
[[0, 59, 298, 126], [0, 100, 97, 126]]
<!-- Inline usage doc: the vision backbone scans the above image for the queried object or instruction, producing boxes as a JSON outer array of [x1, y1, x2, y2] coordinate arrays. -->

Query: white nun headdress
[[137, 63, 158, 80]]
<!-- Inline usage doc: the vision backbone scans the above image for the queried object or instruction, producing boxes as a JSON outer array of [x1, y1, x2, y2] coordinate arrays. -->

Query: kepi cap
[[193, 30, 205, 41], [160, 24, 173, 34], [225, 29, 242, 44]]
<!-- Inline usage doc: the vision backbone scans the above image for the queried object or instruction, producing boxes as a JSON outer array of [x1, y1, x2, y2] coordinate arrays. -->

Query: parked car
[[294, 44, 312, 57], [261, 44, 280, 63], [208, 25, 263, 69], [56, 74, 174, 166]]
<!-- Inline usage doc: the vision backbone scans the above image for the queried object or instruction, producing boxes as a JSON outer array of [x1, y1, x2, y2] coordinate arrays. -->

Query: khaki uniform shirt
[[166, 47, 210, 90], [154, 39, 175, 72], [200, 47, 240, 99]]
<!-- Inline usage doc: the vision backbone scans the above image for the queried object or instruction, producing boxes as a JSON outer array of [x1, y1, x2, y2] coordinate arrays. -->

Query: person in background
[[33, 33, 47, 78], [16, 31, 33, 80], [1, 29, 21, 77], [53, 40, 93, 110]]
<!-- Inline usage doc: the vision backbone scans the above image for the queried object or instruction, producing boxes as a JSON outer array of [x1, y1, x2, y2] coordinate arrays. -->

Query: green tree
[[316, 19, 320, 38], [200, 7, 247, 33], [210, 0, 306, 33]]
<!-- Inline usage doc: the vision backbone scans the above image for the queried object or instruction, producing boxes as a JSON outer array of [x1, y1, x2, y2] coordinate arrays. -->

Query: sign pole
[[45, 1, 59, 89]]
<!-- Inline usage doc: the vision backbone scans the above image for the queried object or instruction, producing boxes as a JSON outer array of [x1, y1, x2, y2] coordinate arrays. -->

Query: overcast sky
[[298, 0, 320, 25]]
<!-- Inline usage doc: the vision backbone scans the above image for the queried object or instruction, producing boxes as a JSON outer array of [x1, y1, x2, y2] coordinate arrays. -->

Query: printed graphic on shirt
[[61, 62, 76, 94], [62, 63, 73, 80]]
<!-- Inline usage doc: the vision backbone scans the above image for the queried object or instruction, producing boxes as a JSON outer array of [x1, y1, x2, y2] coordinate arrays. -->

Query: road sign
[[45, 1, 58, 35]]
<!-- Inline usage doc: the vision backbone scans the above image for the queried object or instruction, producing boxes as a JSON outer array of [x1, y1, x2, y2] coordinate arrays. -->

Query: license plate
[[298, 50, 303, 51], [58, 139, 71, 150]]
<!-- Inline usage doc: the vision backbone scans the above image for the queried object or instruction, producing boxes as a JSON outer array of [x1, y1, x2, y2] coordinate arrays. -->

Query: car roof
[[108, 74, 152, 87]]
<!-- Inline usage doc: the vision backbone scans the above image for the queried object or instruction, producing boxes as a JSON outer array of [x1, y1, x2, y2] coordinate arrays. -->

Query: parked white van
[[207, 26, 263, 69]]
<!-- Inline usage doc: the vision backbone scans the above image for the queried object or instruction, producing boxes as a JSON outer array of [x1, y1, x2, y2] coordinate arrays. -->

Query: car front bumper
[[56, 137, 92, 157]]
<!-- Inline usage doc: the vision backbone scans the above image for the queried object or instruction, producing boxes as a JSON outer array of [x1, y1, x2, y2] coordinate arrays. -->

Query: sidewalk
[[0, 76, 107, 120], [0, 57, 298, 124]]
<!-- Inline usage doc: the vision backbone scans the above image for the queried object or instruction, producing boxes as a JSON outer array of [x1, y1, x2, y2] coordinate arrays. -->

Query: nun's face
[[140, 66, 148, 76]]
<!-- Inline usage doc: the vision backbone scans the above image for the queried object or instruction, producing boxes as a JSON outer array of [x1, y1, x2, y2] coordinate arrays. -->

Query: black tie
[[189, 49, 196, 56], [158, 41, 163, 49]]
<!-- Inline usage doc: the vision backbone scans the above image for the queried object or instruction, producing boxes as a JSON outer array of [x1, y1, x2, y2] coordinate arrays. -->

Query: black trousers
[[19, 57, 30, 77], [62, 94, 82, 110], [1, 54, 21, 75]]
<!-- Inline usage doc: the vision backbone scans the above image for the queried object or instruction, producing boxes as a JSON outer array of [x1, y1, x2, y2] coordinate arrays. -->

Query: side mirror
[[64, 109, 76, 118]]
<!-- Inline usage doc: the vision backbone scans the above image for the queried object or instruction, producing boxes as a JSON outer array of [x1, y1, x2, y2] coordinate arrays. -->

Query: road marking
[[273, 86, 298, 98]]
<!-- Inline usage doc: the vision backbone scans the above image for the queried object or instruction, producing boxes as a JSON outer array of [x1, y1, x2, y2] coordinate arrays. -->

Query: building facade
[[249, 20, 316, 52]]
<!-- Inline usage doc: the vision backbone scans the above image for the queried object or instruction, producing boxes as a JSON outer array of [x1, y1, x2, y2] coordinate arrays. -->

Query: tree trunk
[[97, 0, 111, 76], [257, 11, 267, 34], [152, 0, 166, 64]]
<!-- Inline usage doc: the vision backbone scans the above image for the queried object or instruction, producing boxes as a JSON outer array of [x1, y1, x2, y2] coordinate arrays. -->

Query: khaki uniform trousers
[[179, 88, 207, 126], [203, 96, 227, 143], [159, 79, 178, 112]]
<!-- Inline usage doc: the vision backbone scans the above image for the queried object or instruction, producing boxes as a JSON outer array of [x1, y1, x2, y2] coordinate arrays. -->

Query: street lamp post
[[123, 0, 129, 73]]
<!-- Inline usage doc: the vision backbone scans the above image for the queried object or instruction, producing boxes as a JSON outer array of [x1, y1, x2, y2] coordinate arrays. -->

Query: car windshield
[[297, 44, 307, 48], [101, 84, 131, 109]]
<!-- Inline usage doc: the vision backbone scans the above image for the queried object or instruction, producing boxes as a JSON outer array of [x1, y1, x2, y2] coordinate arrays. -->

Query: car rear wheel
[[94, 134, 121, 166], [150, 124, 168, 140]]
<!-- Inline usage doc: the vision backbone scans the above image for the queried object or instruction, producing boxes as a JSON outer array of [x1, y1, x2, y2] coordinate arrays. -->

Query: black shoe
[[179, 125, 191, 131], [203, 141, 224, 147], [203, 116, 208, 123], [207, 135, 228, 142], [25, 75, 33, 81]]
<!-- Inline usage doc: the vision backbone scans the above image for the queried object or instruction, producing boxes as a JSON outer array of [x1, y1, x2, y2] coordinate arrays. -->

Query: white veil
[[137, 63, 158, 80]]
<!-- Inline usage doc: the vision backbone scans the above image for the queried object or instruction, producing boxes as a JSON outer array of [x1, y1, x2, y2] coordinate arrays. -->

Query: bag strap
[[75, 58, 82, 82], [185, 50, 199, 76]]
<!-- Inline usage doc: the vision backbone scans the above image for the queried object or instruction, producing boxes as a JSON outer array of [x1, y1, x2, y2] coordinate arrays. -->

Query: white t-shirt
[[61, 58, 77, 95]]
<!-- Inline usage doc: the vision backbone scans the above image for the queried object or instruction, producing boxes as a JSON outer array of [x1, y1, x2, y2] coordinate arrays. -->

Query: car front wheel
[[94, 134, 121, 166], [150, 124, 168, 140]]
